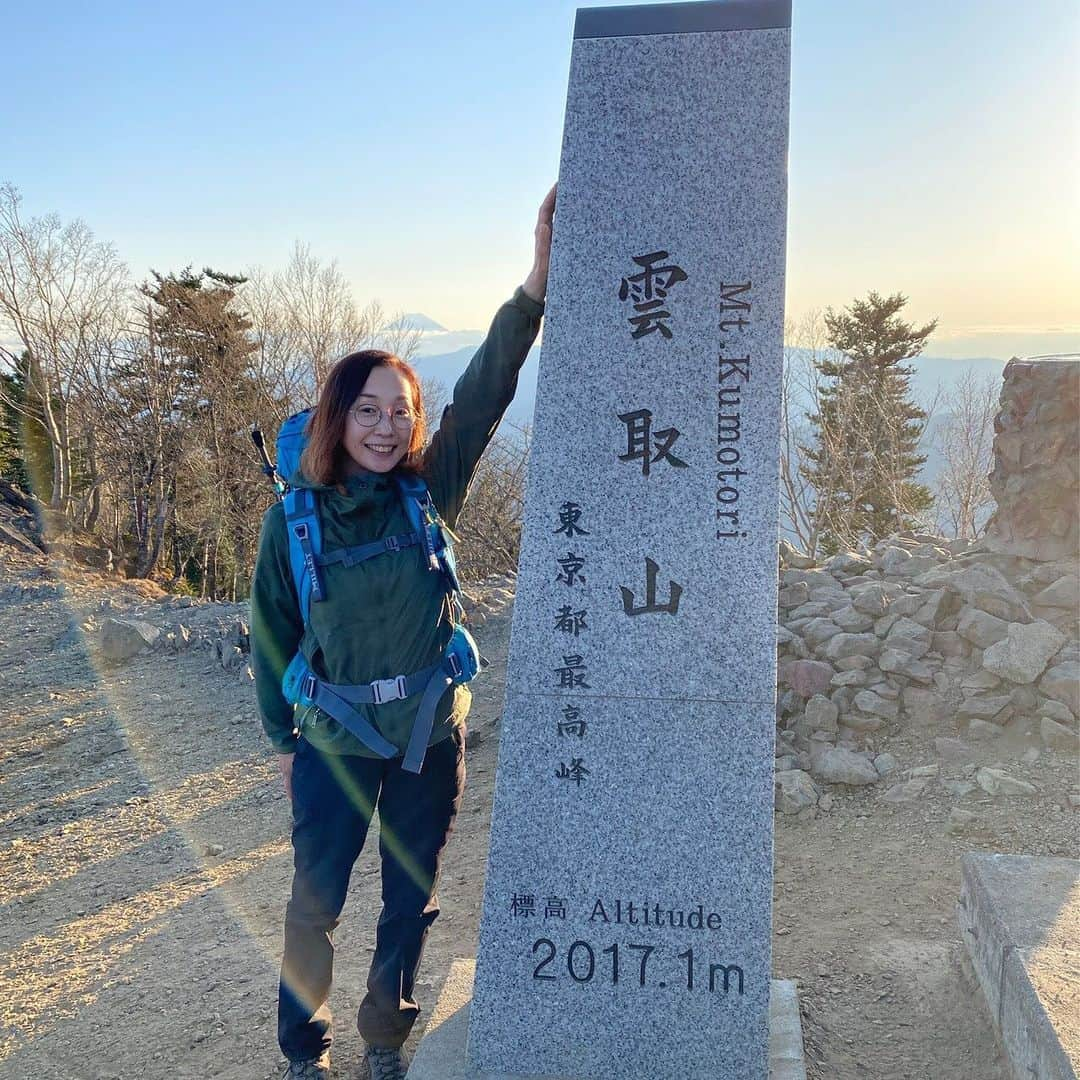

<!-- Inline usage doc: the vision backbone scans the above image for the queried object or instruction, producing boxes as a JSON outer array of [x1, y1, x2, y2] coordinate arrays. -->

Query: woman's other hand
[[278, 751, 295, 802], [522, 184, 556, 304]]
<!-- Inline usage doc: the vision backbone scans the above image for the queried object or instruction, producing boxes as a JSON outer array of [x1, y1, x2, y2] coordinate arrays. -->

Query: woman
[[251, 186, 554, 1080]]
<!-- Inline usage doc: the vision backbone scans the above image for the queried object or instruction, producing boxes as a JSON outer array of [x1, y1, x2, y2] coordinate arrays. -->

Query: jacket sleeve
[[250, 503, 303, 753], [423, 286, 544, 529]]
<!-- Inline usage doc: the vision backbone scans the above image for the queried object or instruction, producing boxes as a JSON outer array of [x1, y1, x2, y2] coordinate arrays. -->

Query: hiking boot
[[282, 1052, 330, 1079], [360, 1043, 410, 1080]]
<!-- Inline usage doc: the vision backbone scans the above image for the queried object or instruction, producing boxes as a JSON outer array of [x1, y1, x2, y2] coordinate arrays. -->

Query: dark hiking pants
[[277, 727, 466, 1062]]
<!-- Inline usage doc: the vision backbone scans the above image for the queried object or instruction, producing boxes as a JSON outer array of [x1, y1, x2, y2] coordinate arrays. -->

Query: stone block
[[958, 854, 1078, 1080], [823, 633, 880, 661]]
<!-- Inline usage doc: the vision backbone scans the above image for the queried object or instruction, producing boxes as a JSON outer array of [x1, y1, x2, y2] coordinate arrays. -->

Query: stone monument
[[415, 2, 794, 1077]]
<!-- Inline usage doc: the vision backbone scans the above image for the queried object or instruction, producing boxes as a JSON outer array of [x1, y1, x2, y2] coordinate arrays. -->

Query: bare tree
[[453, 422, 531, 582], [0, 183, 129, 515], [780, 309, 827, 554], [931, 367, 999, 538]]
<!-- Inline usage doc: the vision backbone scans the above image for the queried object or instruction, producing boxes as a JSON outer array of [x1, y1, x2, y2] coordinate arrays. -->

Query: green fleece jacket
[[251, 287, 543, 756]]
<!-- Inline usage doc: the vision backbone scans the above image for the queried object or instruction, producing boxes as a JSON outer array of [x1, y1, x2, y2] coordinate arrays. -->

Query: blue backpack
[[269, 409, 480, 773]]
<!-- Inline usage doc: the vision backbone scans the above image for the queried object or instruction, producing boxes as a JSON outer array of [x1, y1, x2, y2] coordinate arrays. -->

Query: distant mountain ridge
[[412, 339, 1011, 432]]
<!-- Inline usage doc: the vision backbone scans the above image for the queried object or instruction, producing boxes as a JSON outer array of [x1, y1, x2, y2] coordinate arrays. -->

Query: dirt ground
[[0, 546, 1076, 1080]]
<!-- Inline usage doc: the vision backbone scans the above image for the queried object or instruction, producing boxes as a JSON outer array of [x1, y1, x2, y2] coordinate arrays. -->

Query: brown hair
[[299, 350, 427, 486]]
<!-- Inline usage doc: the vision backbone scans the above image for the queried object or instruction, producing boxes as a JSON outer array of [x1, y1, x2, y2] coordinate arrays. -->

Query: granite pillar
[[467, 3, 791, 1077]]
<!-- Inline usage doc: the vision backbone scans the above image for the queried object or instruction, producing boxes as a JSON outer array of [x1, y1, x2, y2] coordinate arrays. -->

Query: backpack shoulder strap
[[283, 487, 324, 623], [395, 473, 463, 599]]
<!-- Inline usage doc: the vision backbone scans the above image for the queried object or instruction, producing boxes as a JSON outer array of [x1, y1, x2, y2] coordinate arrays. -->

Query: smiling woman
[[298, 353, 428, 487], [249, 186, 555, 1079]]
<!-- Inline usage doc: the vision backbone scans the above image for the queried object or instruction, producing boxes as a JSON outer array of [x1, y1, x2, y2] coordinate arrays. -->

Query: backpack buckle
[[384, 535, 401, 553], [293, 522, 309, 541], [302, 673, 317, 701], [371, 675, 408, 705]]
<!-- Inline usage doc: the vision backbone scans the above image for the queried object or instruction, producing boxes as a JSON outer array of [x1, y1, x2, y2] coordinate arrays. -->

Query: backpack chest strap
[[314, 530, 422, 569]]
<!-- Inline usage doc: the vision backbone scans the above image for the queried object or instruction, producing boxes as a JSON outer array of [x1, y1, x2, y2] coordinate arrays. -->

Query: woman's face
[[342, 365, 416, 475]]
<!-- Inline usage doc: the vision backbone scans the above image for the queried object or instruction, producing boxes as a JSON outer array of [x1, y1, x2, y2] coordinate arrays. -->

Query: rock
[[943, 780, 976, 798], [811, 747, 880, 786], [961, 669, 1002, 691], [833, 605, 875, 633], [783, 659, 835, 698], [957, 607, 1010, 648], [830, 687, 855, 714], [849, 582, 903, 617], [839, 712, 884, 732], [221, 645, 247, 670], [831, 670, 867, 688], [779, 540, 816, 569], [887, 593, 925, 619], [957, 693, 1012, 723], [880, 547, 939, 578], [1010, 685, 1039, 713], [883, 777, 932, 803], [1039, 661, 1080, 712], [824, 633, 881, 661], [932, 630, 967, 658], [835, 655, 875, 671], [878, 648, 935, 682], [914, 563, 1032, 623], [884, 617, 933, 659], [778, 582, 810, 608], [775, 754, 800, 772], [775, 627, 809, 659], [879, 546, 913, 575], [967, 719, 1004, 741], [1021, 747, 1041, 764], [205, 843, 225, 857], [913, 589, 954, 629], [803, 618, 844, 650], [873, 752, 899, 776], [818, 793, 834, 812], [975, 767, 1037, 797], [903, 686, 953, 726], [1039, 698, 1075, 723], [853, 690, 899, 720], [935, 737, 972, 760], [1032, 574, 1080, 609], [803, 694, 839, 733], [983, 620, 1067, 684], [788, 603, 836, 623], [782, 568, 842, 592], [1040, 717, 1079, 749], [908, 764, 940, 778], [824, 551, 872, 575], [774, 769, 820, 814], [100, 618, 161, 661]]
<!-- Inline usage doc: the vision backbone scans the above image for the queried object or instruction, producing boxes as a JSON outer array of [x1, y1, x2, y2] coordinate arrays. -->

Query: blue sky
[[5, 0, 1078, 358]]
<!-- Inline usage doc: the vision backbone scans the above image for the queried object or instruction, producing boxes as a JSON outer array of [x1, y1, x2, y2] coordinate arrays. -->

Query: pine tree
[[136, 267, 260, 593], [0, 353, 55, 498], [801, 291, 937, 552]]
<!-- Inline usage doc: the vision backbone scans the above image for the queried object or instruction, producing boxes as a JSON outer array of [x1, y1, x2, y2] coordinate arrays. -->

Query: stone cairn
[[775, 356, 1080, 814], [984, 355, 1080, 562]]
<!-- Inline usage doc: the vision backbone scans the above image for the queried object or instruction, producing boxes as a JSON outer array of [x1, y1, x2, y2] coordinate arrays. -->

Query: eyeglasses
[[349, 403, 416, 431]]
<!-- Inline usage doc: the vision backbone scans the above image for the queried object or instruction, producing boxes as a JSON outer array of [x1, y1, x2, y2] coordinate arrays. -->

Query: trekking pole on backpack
[[251, 424, 286, 498]]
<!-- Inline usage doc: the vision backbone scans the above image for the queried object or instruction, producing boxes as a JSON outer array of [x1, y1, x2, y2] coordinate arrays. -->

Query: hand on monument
[[278, 751, 295, 802], [522, 183, 556, 304]]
